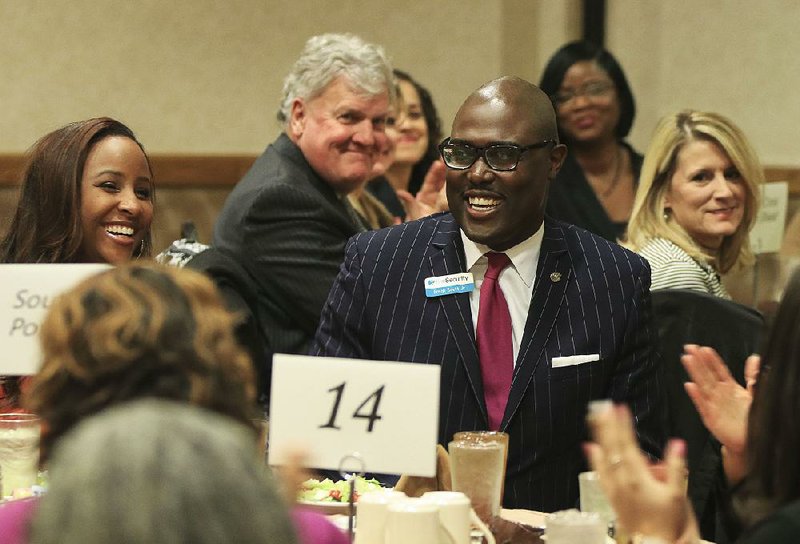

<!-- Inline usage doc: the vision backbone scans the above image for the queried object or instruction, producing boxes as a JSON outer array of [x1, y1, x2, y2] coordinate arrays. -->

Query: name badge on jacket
[[424, 273, 475, 298]]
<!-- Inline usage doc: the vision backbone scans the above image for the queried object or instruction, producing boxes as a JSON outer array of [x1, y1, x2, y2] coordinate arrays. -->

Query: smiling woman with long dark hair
[[367, 69, 444, 220], [539, 41, 639, 241], [0, 117, 154, 264]]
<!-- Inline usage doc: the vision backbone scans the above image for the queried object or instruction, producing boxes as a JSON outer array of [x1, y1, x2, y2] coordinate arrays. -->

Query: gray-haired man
[[213, 33, 394, 357]]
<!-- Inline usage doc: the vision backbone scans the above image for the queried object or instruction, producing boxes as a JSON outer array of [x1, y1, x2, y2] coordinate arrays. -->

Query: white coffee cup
[[384, 499, 443, 544], [420, 491, 493, 544], [354, 490, 407, 544]]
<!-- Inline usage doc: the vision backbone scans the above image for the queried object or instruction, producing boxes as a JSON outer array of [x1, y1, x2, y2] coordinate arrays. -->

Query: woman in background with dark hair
[[389, 70, 442, 196], [539, 40, 640, 241], [0, 117, 155, 411], [368, 69, 445, 221]]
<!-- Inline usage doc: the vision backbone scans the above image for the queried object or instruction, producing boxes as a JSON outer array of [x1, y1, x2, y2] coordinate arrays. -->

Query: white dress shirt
[[460, 225, 544, 366]]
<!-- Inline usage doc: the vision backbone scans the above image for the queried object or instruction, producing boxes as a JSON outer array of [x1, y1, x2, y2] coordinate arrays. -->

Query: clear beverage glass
[[547, 509, 606, 544], [448, 439, 504, 524], [0, 413, 40, 497], [452, 430, 509, 498], [578, 471, 615, 527]]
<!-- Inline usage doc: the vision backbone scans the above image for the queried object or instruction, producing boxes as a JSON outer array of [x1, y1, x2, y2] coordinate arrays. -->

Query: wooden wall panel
[[0, 154, 256, 188], [1, 155, 798, 311], [0, 154, 254, 252], [2, 155, 797, 190]]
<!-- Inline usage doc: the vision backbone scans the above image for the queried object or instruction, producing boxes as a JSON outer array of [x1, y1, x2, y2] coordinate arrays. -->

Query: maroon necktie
[[476, 252, 514, 430]]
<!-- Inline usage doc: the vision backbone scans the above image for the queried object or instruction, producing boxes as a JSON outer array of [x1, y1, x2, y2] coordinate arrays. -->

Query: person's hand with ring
[[584, 404, 698, 543]]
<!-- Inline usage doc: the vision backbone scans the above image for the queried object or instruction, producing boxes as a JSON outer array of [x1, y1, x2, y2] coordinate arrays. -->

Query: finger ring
[[608, 454, 623, 468]]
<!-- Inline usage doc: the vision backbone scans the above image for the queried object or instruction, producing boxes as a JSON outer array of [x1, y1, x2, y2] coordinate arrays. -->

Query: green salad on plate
[[298, 476, 384, 503]]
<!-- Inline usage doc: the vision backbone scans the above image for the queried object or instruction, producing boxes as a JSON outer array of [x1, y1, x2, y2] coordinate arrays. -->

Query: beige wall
[[3, 0, 798, 166], [0, 0, 577, 154], [608, 0, 800, 166]]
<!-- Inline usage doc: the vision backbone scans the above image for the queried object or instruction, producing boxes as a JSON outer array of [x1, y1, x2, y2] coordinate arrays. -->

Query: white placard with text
[[0, 264, 110, 375], [268, 353, 440, 477], [750, 181, 789, 254]]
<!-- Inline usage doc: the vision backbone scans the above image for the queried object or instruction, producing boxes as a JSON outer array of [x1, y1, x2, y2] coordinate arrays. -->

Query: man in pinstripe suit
[[311, 76, 663, 512]]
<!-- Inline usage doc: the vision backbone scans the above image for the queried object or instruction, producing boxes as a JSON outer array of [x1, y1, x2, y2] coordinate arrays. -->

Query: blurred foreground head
[[26, 263, 258, 462], [29, 399, 297, 544], [739, 267, 800, 525]]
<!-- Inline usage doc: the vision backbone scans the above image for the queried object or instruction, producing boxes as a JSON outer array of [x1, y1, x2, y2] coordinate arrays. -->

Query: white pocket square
[[551, 354, 600, 368]]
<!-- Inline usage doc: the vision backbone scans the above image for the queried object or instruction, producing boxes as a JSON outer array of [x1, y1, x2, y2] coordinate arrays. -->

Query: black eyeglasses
[[551, 81, 614, 107], [438, 138, 555, 171]]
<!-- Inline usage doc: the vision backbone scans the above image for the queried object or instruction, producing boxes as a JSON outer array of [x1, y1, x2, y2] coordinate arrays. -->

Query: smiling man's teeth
[[468, 196, 501, 209], [106, 225, 134, 236]]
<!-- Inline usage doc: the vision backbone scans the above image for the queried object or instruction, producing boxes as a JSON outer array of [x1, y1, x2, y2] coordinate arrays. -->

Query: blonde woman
[[625, 110, 762, 298]]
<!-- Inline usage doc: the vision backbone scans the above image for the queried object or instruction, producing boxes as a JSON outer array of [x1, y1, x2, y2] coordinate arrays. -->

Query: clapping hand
[[681, 344, 760, 456], [584, 404, 698, 543], [681, 344, 760, 483], [397, 160, 448, 221]]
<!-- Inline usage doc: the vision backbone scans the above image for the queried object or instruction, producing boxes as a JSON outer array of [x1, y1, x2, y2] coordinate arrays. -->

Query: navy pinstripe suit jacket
[[311, 213, 664, 512]]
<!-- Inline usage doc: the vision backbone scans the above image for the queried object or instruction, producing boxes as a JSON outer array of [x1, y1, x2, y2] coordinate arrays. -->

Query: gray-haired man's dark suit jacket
[[214, 133, 363, 357]]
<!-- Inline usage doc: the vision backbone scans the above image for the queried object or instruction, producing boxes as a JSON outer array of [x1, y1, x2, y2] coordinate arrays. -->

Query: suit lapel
[[274, 134, 363, 236], [501, 220, 571, 430], [428, 220, 488, 426]]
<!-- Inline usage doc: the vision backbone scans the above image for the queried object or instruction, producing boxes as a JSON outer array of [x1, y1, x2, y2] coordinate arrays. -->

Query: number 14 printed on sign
[[319, 383, 385, 432], [268, 354, 440, 477]]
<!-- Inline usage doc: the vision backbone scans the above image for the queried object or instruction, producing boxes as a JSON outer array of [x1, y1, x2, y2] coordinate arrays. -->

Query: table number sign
[[750, 181, 788, 254], [268, 353, 440, 477], [0, 264, 110, 375]]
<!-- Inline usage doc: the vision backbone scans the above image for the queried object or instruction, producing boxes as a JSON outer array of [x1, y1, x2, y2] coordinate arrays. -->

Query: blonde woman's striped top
[[637, 237, 730, 299]]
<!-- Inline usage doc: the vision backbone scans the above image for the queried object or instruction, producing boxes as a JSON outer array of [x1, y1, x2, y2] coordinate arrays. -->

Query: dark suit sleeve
[[243, 183, 353, 346], [310, 234, 370, 359], [609, 260, 665, 459]]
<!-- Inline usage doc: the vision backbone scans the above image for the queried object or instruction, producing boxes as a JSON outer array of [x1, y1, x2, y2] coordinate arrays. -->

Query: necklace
[[599, 145, 623, 199]]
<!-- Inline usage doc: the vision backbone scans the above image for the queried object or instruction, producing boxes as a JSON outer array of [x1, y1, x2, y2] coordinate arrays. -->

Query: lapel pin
[[550, 272, 562, 283]]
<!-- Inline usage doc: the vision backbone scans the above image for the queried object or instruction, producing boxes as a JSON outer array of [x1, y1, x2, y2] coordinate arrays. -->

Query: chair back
[[186, 247, 273, 404], [651, 288, 763, 542]]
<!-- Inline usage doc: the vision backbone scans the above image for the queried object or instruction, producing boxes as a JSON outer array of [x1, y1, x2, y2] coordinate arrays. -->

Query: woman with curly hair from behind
[[0, 264, 346, 544]]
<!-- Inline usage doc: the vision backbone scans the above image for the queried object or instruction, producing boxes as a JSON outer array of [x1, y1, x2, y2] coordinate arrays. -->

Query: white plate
[[500, 508, 546, 529], [297, 500, 355, 516], [539, 535, 614, 543]]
